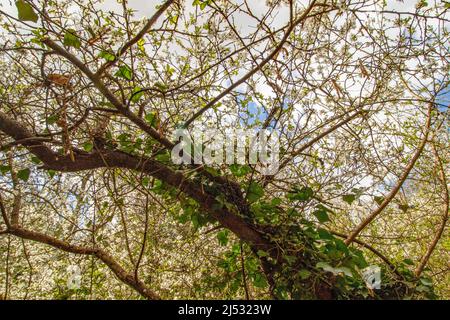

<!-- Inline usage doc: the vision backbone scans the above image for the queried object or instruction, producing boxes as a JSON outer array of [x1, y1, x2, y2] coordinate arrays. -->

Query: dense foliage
[[0, 0, 448, 299]]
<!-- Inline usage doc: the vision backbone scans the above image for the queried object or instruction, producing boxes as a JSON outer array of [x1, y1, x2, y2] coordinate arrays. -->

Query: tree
[[0, 0, 448, 299]]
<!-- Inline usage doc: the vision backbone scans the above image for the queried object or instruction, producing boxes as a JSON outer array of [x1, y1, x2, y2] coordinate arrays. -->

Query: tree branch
[[345, 104, 433, 245], [415, 143, 449, 277], [183, 0, 318, 127], [5, 225, 160, 300]]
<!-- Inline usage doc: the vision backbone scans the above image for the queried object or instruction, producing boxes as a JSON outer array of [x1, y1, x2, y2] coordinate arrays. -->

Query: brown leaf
[[47, 74, 70, 86], [359, 60, 370, 78], [331, 79, 343, 97]]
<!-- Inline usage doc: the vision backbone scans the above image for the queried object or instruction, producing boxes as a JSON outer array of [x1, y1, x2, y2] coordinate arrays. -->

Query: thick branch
[[0, 111, 275, 255]]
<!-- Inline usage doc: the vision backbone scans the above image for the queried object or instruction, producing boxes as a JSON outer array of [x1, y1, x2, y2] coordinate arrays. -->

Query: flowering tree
[[0, 0, 448, 299]]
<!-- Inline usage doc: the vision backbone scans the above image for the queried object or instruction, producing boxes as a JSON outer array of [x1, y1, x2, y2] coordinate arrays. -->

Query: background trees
[[0, 0, 448, 299]]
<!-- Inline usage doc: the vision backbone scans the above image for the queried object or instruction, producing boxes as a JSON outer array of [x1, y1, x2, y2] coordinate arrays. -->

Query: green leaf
[[142, 177, 150, 187], [317, 228, 334, 240], [130, 87, 144, 103], [313, 205, 330, 223], [17, 168, 31, 182], [99, 51, 115, 62], [137, 38, 146, 53], [316, 262, 334, 272], [415, 285, 431, 293], [0, 165, 11, 175], [271, 197, 282, 206], [374, 196, 384, 205], [403, 258, 414, 265], [217, 230, 229, 246], [229, 164, 251, 177], [15, 0, 38, 22], [287, 186, 313, 201], [419, 277, 433, 287], [145, 112, 158, 127], [252, 272, 268, 288], [342, 194, 356, 205], [46, 114, 59, 125], [316, 262, 352, 277], [155, 151, 170, 163], [298, 269, 311, 280], [334, 239, 349, 255], [256, 250, 268, 257], [247, 182, 264, 203], [284, 255, 297, 265], [31, 156, 41, 164], [47, 170, 56, 178], [169, 14, 178, 25], [83, 142, 94, 152], [114, 65, 133, 80], [63, 29, 81, 49], [154, 82, 168, 91]]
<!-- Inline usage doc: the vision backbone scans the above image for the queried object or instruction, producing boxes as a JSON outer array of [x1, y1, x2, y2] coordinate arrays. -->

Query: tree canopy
[[0, 0, 449, 300]]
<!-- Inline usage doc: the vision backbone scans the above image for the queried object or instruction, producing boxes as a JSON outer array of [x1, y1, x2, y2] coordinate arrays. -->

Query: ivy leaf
[[342, 194, 356, 205], [403, 258, 414, 265], [316, 262, 334, 273], [317, 228, 334, 240], [15, 0, 38, 22], [17, 168, 31, 182], [145, 112, 158, 128], [284, 255, 297, 265], [256, 250, 268, 257], [31, 156, 41, 164], [155, 151, 170, 164], [287, 186, 313, 202], [130, 87, 144, 103], [99, 51, 115, 62], [0, 165, 11, 175], [298, 269, 311, 280], [374, 196, 384, 205], [47, 170, 56, 178], [114, 65, 133, 80], [46, 114, 59, 125], [142, 177, 150, 187], [316, 262, 352, 277], [217, 230, 229, 246], [419, 277, 433, 287], [334, 239, 349, 255], [247, 182, 264, 203], [229, 164, 251, 177], [313, 205, 330, 223], [63, 29, 81, 49], [83, 142, 94, 152], [252, 272, 268, 288]]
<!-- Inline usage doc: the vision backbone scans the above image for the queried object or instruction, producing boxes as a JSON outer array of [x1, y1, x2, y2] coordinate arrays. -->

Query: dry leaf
[[359, 60, 369, 78], [331, 79, 343, 97], [47, 74, 70, 86]]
